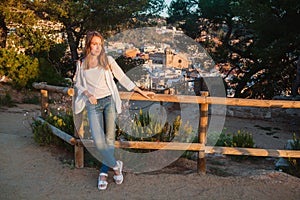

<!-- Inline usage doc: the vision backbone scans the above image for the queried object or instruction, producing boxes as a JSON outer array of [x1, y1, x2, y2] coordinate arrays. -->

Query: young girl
[[74, 31, 154, 190]]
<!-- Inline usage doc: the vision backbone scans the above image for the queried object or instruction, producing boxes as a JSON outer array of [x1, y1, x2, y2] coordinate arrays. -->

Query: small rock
[[285, 139, 296, 150], [275, 158, 289, 169]]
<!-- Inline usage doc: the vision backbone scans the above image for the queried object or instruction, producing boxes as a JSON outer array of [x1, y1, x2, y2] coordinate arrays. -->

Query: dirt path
[[0, 104, 300, 200]]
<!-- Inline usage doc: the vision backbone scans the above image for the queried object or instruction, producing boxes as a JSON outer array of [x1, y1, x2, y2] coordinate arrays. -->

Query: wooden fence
[[32, 82, 300, 174]]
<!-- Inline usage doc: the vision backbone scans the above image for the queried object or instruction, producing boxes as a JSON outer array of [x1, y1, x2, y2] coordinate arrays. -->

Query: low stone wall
[[209, 96, 300, 122], [225, 105, 300, 122]]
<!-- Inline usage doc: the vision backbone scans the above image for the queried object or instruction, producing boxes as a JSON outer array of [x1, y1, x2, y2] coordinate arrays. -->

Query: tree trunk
[[292, 57, 300, 96], [66, 29, 79, 61], [66, 27, 80, 77], [0, 14, 8, 48], [223, 18, 233, 47]]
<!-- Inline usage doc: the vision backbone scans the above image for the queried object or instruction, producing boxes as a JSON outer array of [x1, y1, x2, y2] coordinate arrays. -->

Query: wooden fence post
[[198, 91, 209, 174], [72, 90, 85, 168], [41, 89, 48, 118], [74, 121, 84, 168]]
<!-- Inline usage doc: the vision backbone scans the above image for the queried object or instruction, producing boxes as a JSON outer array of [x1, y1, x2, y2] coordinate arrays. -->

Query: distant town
[[105, 26, 224, 96]]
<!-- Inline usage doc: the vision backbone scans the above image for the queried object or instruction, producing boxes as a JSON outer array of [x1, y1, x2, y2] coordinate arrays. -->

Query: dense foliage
[[168, 0, 300, 99], [0, 0, 68, 88], [0, 48, 39, 88], [32, 0, 166, 69], [0, 0, 165, 88]]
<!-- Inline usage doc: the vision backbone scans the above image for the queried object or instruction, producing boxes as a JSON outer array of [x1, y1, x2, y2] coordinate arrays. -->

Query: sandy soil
[[0, 103, 300, 200]]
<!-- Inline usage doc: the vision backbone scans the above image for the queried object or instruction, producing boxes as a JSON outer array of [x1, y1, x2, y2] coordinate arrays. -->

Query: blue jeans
[[86, 95, 117, 173]]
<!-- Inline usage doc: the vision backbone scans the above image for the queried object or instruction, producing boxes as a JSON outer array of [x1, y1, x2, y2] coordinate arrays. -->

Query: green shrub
[[0, 48, 39, 89], [207, 130, 232, 147], [44, 110, 74, 135], [0, 92, 15, 107], [22, 94, 40, 104], [31, 120, 59, 146], [208, 130, 255, 148], [36, 57, 70, 87], [117, 108, 194, 143], [286, 133, 300, 177], [290, 133, 300, 150], [210, 130, 255, 160], [31, 109, 74, 146], [232, 130, 255, 148], [48, 43, 74, 80]]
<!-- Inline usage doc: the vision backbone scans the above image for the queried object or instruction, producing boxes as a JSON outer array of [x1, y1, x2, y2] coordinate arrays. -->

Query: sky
[[161, 0, 172, 17], [165, 0, 172, 6]]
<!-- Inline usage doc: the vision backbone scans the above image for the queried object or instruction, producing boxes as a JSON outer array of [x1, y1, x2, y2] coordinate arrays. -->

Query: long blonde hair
[[82, 31, 109, 70]]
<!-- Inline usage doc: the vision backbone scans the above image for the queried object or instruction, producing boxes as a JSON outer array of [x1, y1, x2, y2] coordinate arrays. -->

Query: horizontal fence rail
[[76, 140, 300, 158], [32, 82, 74, 96], [36, 117, 76, 145], [32, 82, 300, 173], [119, 91, 300, 108], [32, 83, 300, 107]]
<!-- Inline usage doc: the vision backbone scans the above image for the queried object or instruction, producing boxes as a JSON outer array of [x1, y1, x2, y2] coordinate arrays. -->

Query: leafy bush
[[207, 130, 232, 147], [0, 92, 15, 107], [48, 43, 74, 80], [44, 110, 74, 135], [117, 108, 194, 142], [231, 130, 255, 148], [31, 120, 60, 146], [0, 48, 39, 89], [37, 57, 70, 87], [22, 94, 40, 104], [207, 130, 255, 160], [290, 133, 300, 150], [209, 130, 255, 148], [31, 109, 74, 146], [286, 133, 300, 177]]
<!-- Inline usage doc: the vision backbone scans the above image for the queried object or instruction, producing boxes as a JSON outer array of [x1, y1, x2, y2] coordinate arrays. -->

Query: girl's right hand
[[88, 96, 97, 104]]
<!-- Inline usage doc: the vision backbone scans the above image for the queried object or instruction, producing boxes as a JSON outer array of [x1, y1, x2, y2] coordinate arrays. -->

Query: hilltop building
[[124, 48, 140, 58], [165, 47, 189, 69], [146, 47, 189, 69]]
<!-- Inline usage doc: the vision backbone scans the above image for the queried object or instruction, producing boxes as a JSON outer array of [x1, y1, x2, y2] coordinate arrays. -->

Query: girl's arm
[[108, 56, 155, 98]]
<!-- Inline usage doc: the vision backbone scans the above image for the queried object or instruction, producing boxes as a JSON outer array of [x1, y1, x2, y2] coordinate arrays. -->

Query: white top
[[84, 67, 111, 99], [74, 56, 136, 114]]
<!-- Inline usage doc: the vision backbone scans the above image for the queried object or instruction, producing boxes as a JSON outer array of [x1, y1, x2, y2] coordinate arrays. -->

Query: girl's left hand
[[134, 86, 155, 99], [140, 91, 155, 99]]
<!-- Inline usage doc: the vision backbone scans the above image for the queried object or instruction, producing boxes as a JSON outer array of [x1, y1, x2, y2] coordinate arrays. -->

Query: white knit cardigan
[[74, 56, 136, 114]]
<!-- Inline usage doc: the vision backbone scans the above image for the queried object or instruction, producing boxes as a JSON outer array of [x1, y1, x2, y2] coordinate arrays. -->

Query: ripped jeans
[[86, 95, 117, 173]]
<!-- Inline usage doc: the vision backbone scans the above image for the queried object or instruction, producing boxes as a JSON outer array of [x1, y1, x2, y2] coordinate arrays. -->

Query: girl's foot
[[98, 173, 108, 190], [113, 160, 123, 184]]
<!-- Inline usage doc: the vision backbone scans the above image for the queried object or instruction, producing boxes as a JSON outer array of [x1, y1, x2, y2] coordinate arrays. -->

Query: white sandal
[[113, 160, 124, 184], [98, 172, 108, 190]]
